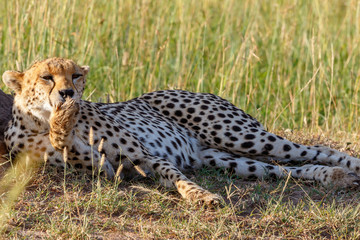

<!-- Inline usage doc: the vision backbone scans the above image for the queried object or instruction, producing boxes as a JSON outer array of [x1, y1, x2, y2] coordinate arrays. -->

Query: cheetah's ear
[[81, 66, 90, 76], [2, 71, 24, 93]]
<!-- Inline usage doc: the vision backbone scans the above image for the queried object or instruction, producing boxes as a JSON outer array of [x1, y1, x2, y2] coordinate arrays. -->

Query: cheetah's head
[[2, 57, 89, 122]]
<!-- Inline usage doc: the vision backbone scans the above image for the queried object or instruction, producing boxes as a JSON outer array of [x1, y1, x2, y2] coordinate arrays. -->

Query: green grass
[[1, 0, 360, 132], [1, 0, 360, 238]]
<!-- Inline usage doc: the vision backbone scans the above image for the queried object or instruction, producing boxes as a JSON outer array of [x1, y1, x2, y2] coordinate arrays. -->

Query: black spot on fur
[[283, 144, 291, 151], [241, 141, 254, 148], [187, 108, 195, 113], [193, 117, 202, 122], [74, 164, 83, 169], [213, 124, 222, 130], [232, 126, 241, 132], [208, 115, 215, 120], [264, 144, 273, 151], [229, 162, 237, 168], [244, 134, 255, 140], [174, 110, 182, 117], [268, 136, 276, 142], [248, 166, 256, 172]]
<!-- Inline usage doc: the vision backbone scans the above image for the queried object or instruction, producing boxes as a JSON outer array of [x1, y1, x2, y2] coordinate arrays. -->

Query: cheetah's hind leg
[[199, 147, 360, 188], [306, 145, 360, 175]]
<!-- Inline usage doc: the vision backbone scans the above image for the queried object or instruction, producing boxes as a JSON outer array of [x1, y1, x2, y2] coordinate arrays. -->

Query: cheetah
[[3, 57, 360, 205]]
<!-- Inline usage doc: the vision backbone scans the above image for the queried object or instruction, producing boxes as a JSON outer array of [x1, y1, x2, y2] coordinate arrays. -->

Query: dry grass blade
[[89, 127, 94, 146], [115, 163, 124, 180], [98, 138, 104, 153]]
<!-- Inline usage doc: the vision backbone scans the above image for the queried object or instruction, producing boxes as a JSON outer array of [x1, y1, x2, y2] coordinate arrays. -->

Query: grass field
[[1, 0, 360, 238]]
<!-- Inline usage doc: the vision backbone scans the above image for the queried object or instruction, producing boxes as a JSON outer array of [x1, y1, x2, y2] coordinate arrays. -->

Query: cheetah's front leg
[[145, 156, 222, 206], [49, 98, 79, 151], [49, 98, 115, 177]]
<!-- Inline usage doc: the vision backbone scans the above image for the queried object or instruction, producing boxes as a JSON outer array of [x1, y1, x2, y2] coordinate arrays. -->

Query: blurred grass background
[[0, 0, 359, 134]]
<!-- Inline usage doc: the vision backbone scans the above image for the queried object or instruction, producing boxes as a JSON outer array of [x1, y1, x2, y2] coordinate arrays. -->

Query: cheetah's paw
[[186, 190, 223, 207], [51, 98, 80, 132], [197, 192, 223, 207], [329, 167, 360, 188]]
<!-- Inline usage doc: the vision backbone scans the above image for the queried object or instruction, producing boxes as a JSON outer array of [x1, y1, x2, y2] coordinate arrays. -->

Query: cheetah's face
[[2, 58, 89, 122]]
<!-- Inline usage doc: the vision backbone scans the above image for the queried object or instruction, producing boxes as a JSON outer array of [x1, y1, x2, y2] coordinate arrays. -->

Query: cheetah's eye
[[40, 75, 53, 81], [72, 73, 83, 80]]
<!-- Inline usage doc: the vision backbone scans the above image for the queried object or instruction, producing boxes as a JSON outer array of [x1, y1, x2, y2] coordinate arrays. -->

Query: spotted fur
[[3, 58, 360, 205]]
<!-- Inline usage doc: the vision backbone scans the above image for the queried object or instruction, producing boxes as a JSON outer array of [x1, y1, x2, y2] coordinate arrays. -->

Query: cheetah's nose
[[59, 89, 75, 99]]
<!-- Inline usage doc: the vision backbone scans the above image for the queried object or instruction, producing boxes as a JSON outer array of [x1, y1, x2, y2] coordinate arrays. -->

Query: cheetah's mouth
[[48, 94, 67, 108]]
